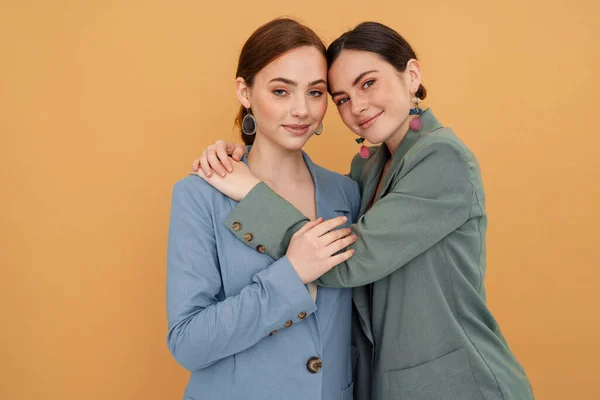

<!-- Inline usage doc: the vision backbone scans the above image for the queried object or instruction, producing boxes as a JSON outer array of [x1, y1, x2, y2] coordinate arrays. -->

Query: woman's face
[[328, 49, 421, 145], [239, 46, 328, 151]]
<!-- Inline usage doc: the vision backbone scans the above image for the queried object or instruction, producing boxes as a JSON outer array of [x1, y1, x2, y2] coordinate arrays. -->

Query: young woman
[[193, 22, 534, 400], [166, 18, 359, 400]]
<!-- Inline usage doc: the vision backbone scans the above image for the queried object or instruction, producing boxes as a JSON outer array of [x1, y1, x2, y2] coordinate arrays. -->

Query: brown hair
[[234, 18, 326, 145], [326, 22, 427, 100]]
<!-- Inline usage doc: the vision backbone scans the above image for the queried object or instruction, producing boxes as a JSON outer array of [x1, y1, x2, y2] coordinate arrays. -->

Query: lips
[[283, 124, 310, 136], [358, 111, 384, 130]]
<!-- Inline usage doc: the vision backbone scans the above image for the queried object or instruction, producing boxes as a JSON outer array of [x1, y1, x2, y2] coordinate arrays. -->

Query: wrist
[[244, 177, 262, 197], [241, 178, 261, 199]]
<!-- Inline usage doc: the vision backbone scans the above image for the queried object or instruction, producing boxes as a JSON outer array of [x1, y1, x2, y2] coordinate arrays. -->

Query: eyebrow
[[268, 78, 326, 87], [331, 70, 379, 98]]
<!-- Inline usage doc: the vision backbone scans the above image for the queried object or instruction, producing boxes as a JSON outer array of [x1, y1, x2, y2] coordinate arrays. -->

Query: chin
[[280, 137, 311, 152], [361, 128, 390, 145]]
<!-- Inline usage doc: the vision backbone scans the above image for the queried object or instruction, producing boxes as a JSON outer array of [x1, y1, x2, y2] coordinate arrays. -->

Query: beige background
[[1, 0, 598, 399]]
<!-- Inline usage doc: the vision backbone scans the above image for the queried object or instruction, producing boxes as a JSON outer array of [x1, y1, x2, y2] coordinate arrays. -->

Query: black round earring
[[242, 108, 256, 135]]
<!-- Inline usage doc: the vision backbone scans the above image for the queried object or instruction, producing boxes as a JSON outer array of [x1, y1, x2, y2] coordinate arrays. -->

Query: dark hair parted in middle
[[234, 18, 327, 145], [326, 22, 427, 100]]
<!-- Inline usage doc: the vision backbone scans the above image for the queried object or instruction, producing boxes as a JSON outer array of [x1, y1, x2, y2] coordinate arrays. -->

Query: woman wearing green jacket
[[193, 22, 534, 400]]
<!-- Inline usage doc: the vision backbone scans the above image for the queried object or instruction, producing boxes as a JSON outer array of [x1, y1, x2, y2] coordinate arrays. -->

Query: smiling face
[[328, 49, 421, 146], [237, 45, 328, 151]]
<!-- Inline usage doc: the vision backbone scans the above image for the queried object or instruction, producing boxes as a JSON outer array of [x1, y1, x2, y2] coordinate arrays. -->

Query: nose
[[351, 97, 368, 116], [291, 96, 309, 119]]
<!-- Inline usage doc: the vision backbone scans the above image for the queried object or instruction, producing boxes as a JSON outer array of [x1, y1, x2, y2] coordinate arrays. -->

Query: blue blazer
[[166, 150, 361, 400]]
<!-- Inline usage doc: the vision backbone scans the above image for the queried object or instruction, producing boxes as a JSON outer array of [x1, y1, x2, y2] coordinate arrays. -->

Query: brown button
[[269, 330, 278, 336], [284, 320, 293, 328], [306, 357, 322, 373], [298, 311, 307, 320], [232, 222, 242, 231], [256, 245, 265, 253], [244, 232, 253, 242]]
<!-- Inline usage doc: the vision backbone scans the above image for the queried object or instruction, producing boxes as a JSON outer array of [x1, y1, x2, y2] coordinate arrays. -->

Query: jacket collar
[[242, 146, 351, 216], [372, 108, 443, 167], [358, 109, 443, 213]]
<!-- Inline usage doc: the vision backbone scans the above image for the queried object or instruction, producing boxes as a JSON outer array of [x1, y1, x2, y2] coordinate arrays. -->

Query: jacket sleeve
[[224, 140, 473, 288], [167, 178, 317, 371]]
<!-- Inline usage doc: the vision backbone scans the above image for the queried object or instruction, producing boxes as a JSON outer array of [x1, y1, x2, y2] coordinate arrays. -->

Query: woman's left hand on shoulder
[[193, 159, 260, 201]]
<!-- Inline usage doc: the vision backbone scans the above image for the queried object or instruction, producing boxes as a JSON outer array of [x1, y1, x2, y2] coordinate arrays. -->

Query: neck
[[246, 134, 309, 188], [384, 114, 418, 156]]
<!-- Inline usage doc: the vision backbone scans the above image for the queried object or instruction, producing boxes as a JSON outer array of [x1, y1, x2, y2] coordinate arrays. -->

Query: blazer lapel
[[372, 109, 444, 202], [304, 153, 347, 334], [358, 148, 387, 217], [351, 109, 444, 347]]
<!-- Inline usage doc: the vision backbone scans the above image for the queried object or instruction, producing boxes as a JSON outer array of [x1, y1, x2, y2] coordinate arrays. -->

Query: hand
[[191, 140, 246, 178], [286, 216, 357, 284], [195, 159, 260, 201]]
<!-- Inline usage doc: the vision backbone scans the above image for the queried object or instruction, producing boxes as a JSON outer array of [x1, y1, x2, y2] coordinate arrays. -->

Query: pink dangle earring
[[409, 96, 423, 132], [355, 138, 370, 159]]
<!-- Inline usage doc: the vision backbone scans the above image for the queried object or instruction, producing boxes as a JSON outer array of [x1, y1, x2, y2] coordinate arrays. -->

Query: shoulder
[[349, 146, 379, 181], [171, 175, 224, 211], [397, 128, 483, 192], [407, 128, 478, 169]]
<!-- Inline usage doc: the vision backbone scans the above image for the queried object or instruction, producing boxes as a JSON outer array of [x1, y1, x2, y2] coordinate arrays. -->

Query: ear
[[236, 77, 252, 109], [404, 59, 422, 96]]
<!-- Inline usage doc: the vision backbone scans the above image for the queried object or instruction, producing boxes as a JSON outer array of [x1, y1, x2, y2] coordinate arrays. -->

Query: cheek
[[253, 95, 286, 124], [310, 98, 328, 120], [372, 85, 406, 117], [390, 82, 412, 112], [339, 108, 360, 132], [374, 85, 396, 108]]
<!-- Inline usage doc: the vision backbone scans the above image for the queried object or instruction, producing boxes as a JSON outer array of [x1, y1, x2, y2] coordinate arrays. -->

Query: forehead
[[255, 46, 327, 83], [328, 50, 393, 88]]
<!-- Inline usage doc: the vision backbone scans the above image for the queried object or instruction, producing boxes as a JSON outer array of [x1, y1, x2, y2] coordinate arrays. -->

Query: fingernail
[[220, 173, 226, 177], [342, 216, 348, 222], [227, 168, 233, 172]]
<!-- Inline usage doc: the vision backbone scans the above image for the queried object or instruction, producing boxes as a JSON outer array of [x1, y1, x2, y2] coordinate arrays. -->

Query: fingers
[[217, 140, 231, 157], [319, 228, 352, 246], [206, 147, 228, 178], [196, 141, 245, 177], [216, 142, 232, 173], [308, 216, 348, 238], [192, 158, 200, 172], [223, 141, 246, 161], [325, 249, 355, 270], [294, 218, 323, 236], [199, 149, 213, 177], [232, 145, 246, 161], [323, 233, 357, 256]]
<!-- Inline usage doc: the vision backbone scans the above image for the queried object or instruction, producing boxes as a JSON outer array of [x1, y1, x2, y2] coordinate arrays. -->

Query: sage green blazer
[[224, 109, 534, 400]]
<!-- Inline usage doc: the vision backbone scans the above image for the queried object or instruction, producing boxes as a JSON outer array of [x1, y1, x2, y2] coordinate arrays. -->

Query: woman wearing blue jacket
[[166, 18, 359, 400]]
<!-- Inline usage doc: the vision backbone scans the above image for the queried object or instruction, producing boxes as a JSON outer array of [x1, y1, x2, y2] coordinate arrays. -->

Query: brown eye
[[362, 80, 375, 89]]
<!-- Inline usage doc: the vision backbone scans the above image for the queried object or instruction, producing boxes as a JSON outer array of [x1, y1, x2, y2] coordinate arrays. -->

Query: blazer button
[[306, 357, 322, 373], [269, 330, 278, 336], [256, 245, 265, 253], [232, 222, 242, 231], [244, 232, 254, 242], [298, 311, 307, 319], [284, 320, 293, 328]]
